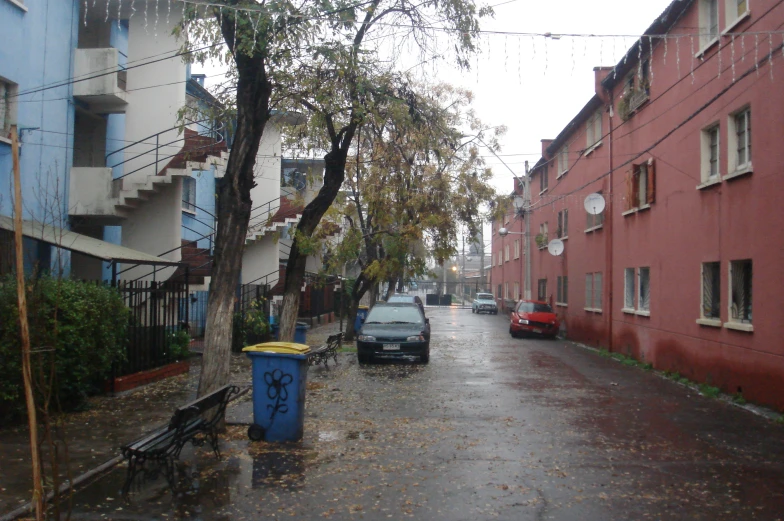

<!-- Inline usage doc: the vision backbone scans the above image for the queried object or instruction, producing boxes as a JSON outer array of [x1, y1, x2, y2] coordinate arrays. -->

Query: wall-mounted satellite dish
[[584, 193, 606, 215], [547, 239, 565, 256]]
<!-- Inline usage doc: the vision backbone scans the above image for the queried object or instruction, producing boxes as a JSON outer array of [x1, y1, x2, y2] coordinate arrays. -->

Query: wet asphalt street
[[66, 307, 784, 520]]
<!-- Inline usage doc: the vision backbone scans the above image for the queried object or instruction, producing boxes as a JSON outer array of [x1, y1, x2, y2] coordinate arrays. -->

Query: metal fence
[[399, 281, 492, 308], [299, 281, 337, 319], [115, 280, 189, 377]]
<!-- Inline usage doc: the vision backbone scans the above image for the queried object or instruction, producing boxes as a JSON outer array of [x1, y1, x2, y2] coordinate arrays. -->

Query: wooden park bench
[[307, 333, 343, 370], [120, 384, 240, 496]]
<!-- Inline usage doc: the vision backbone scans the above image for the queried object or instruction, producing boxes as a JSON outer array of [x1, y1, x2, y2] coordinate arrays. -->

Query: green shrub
[[698, 383, 721, 398], [0, 276, 129, 420], [166, 329, 191, 361]]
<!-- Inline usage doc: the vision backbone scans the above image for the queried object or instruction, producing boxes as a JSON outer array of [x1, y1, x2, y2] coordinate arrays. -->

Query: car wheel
[[421, 351, 430, 364], [358, 352, 372, 364], [471, 308, 475, 314]]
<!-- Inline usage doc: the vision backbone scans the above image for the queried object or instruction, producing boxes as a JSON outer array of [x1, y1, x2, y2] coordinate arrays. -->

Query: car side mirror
[[425, 318, 430, 324]]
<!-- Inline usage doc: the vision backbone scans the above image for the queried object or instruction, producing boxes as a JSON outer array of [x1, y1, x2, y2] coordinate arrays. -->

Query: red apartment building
[[491, 0, 784, 410]]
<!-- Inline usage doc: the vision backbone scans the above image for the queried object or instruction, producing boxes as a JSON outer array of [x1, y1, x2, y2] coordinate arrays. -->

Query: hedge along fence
[[0, 275, 130, 422]]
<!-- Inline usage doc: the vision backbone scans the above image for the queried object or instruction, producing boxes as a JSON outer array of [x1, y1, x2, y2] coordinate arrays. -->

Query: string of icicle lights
[[83, 0, 784, 85]]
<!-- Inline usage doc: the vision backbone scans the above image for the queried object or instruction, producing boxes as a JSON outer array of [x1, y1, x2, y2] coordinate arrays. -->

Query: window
[[0, 79, 18, 140], [728, 108, 752, 173], [700, 0, 719, 46], [505, 282, 510, 300], [514, 239, 520, 259], [725, 0, 749, 27], [539, 165, 549, 193], [586, 192, 605, 230], [557, 209, 568, 238], [729, 259, 752, 324], [701, 261, 720, 320], [586, 109, 602, 149], [557, 145, 569, 177], [638, 267, 650, 312], [497, 284, 502, 299], [701, 124, 720, 182], [182, 176, 196, 212], [624, 160, 656, 212], [537, 278, 547, 301], [538, 222, 549, 249], [556, 276, 568, 305], [585, 272, 602, 311], [624, 268, 636, 310], [504, 244, 510, 262], [514, 282, 520, 300]]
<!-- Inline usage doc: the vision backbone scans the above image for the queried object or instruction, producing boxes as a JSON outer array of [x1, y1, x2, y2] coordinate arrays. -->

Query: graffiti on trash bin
[[264, 368, 293, 422]]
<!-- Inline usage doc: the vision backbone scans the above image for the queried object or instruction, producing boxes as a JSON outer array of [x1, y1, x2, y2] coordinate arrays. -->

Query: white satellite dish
[[547, 239, 565, 256], [584, 193, 606, 215]]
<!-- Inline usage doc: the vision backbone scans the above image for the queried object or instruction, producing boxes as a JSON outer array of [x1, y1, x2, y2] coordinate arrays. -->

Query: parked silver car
[[472, 293, 498, 314]]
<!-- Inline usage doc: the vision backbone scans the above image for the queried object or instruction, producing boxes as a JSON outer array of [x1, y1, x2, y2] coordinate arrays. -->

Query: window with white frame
[[586, 192, 605, 230], [556, 276, 568, 305], [585, 272, 602, 311], [725, 0, 749, 28], [504, 244, 509, 262], [701, 124, 720, 182], [0, 79, 19, 139], [586, 109, 602, 149], [537, 278, 547, 301], [182, 176, 197, 212], [514, 239, 520, 259], [701, 261, 721, 320], [497, 284, 502, 299], [624, 268, 636, 310], [539, 164, 549, 193], [514, 281, 520, 300], [497, 251, 502, 266], [729, 259, 752, 324], [538, 222, 549, 249], [557, 145, 569, 177], [728, 108, 752, 173], [638, 267, 650, 312], [505, 282, 510, 300], [700, 0, 719, 47], [557, 209, 568, 238]]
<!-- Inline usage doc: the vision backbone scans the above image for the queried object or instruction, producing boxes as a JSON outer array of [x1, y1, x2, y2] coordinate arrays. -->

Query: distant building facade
[[491, 0, 784, 410]]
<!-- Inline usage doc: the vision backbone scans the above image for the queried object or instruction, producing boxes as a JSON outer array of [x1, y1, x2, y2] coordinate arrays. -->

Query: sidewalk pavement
[[0, 319, 346, 519]]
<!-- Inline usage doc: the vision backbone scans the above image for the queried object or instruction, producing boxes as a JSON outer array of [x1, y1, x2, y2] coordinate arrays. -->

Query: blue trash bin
[[354, 306, 369, 333], [270, 323, 308, 343], [243, 342, 311, 442]]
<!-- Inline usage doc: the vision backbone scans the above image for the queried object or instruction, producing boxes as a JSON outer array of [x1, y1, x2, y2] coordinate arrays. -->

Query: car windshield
[[364, 305, 423, 325], [476, 293, 494, 300], [517, 302, 553, 313]]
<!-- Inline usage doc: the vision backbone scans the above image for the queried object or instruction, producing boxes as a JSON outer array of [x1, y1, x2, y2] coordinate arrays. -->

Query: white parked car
[[472, 293, 498, 314]]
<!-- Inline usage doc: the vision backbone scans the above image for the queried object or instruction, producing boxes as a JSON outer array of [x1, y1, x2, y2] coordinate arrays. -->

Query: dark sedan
[[356, 303, 430, 364]]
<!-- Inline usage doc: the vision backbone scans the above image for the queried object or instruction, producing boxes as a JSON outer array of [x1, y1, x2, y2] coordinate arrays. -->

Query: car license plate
[[532, 328, 542, 334], [383, 344, 400, 351]]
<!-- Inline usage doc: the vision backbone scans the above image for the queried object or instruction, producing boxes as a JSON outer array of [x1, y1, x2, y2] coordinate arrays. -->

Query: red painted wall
[[491, 1, 784, 410]]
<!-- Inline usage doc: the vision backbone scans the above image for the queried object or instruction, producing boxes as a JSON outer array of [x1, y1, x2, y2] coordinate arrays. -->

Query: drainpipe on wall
[[606, 90, 615, 353]]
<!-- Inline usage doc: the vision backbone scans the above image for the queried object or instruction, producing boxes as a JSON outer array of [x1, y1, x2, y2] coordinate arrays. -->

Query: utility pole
[[461, 235, 466, 302], [523, 161, 532, 300], [12, 126, 44, 521]]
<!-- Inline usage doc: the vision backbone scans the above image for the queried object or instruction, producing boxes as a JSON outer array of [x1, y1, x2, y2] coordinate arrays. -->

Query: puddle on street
[[346, 430, 375, 441]]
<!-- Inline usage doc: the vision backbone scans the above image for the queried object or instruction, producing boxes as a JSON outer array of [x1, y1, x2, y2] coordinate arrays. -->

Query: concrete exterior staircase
[[245, 196, 304, 244], [170, 240, 213, 285]]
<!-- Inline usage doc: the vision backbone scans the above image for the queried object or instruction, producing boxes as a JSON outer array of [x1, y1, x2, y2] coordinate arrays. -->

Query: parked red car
[[509, 300, 559, 339]]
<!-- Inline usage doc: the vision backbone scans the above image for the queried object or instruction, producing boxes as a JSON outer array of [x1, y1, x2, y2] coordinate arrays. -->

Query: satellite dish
[[584, 193, 606, 215], [547, 239, 565, 256]]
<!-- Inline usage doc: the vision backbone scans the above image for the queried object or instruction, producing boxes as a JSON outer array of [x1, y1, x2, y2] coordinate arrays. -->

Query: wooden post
[[11, 125, 45, 521]]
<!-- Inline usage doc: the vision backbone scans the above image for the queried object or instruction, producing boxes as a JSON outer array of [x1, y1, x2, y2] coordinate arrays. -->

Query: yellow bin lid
[[358, 305, 369, 310], [243, 342, 311, 355]]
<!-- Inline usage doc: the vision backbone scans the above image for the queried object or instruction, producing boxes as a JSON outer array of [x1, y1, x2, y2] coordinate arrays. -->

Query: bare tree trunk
[[279, 146, 354, 341], [343, 273, 372, 342], [383, 276, 397, 301], [198, 18, 272, 397], [11, 126, 44, 521]]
